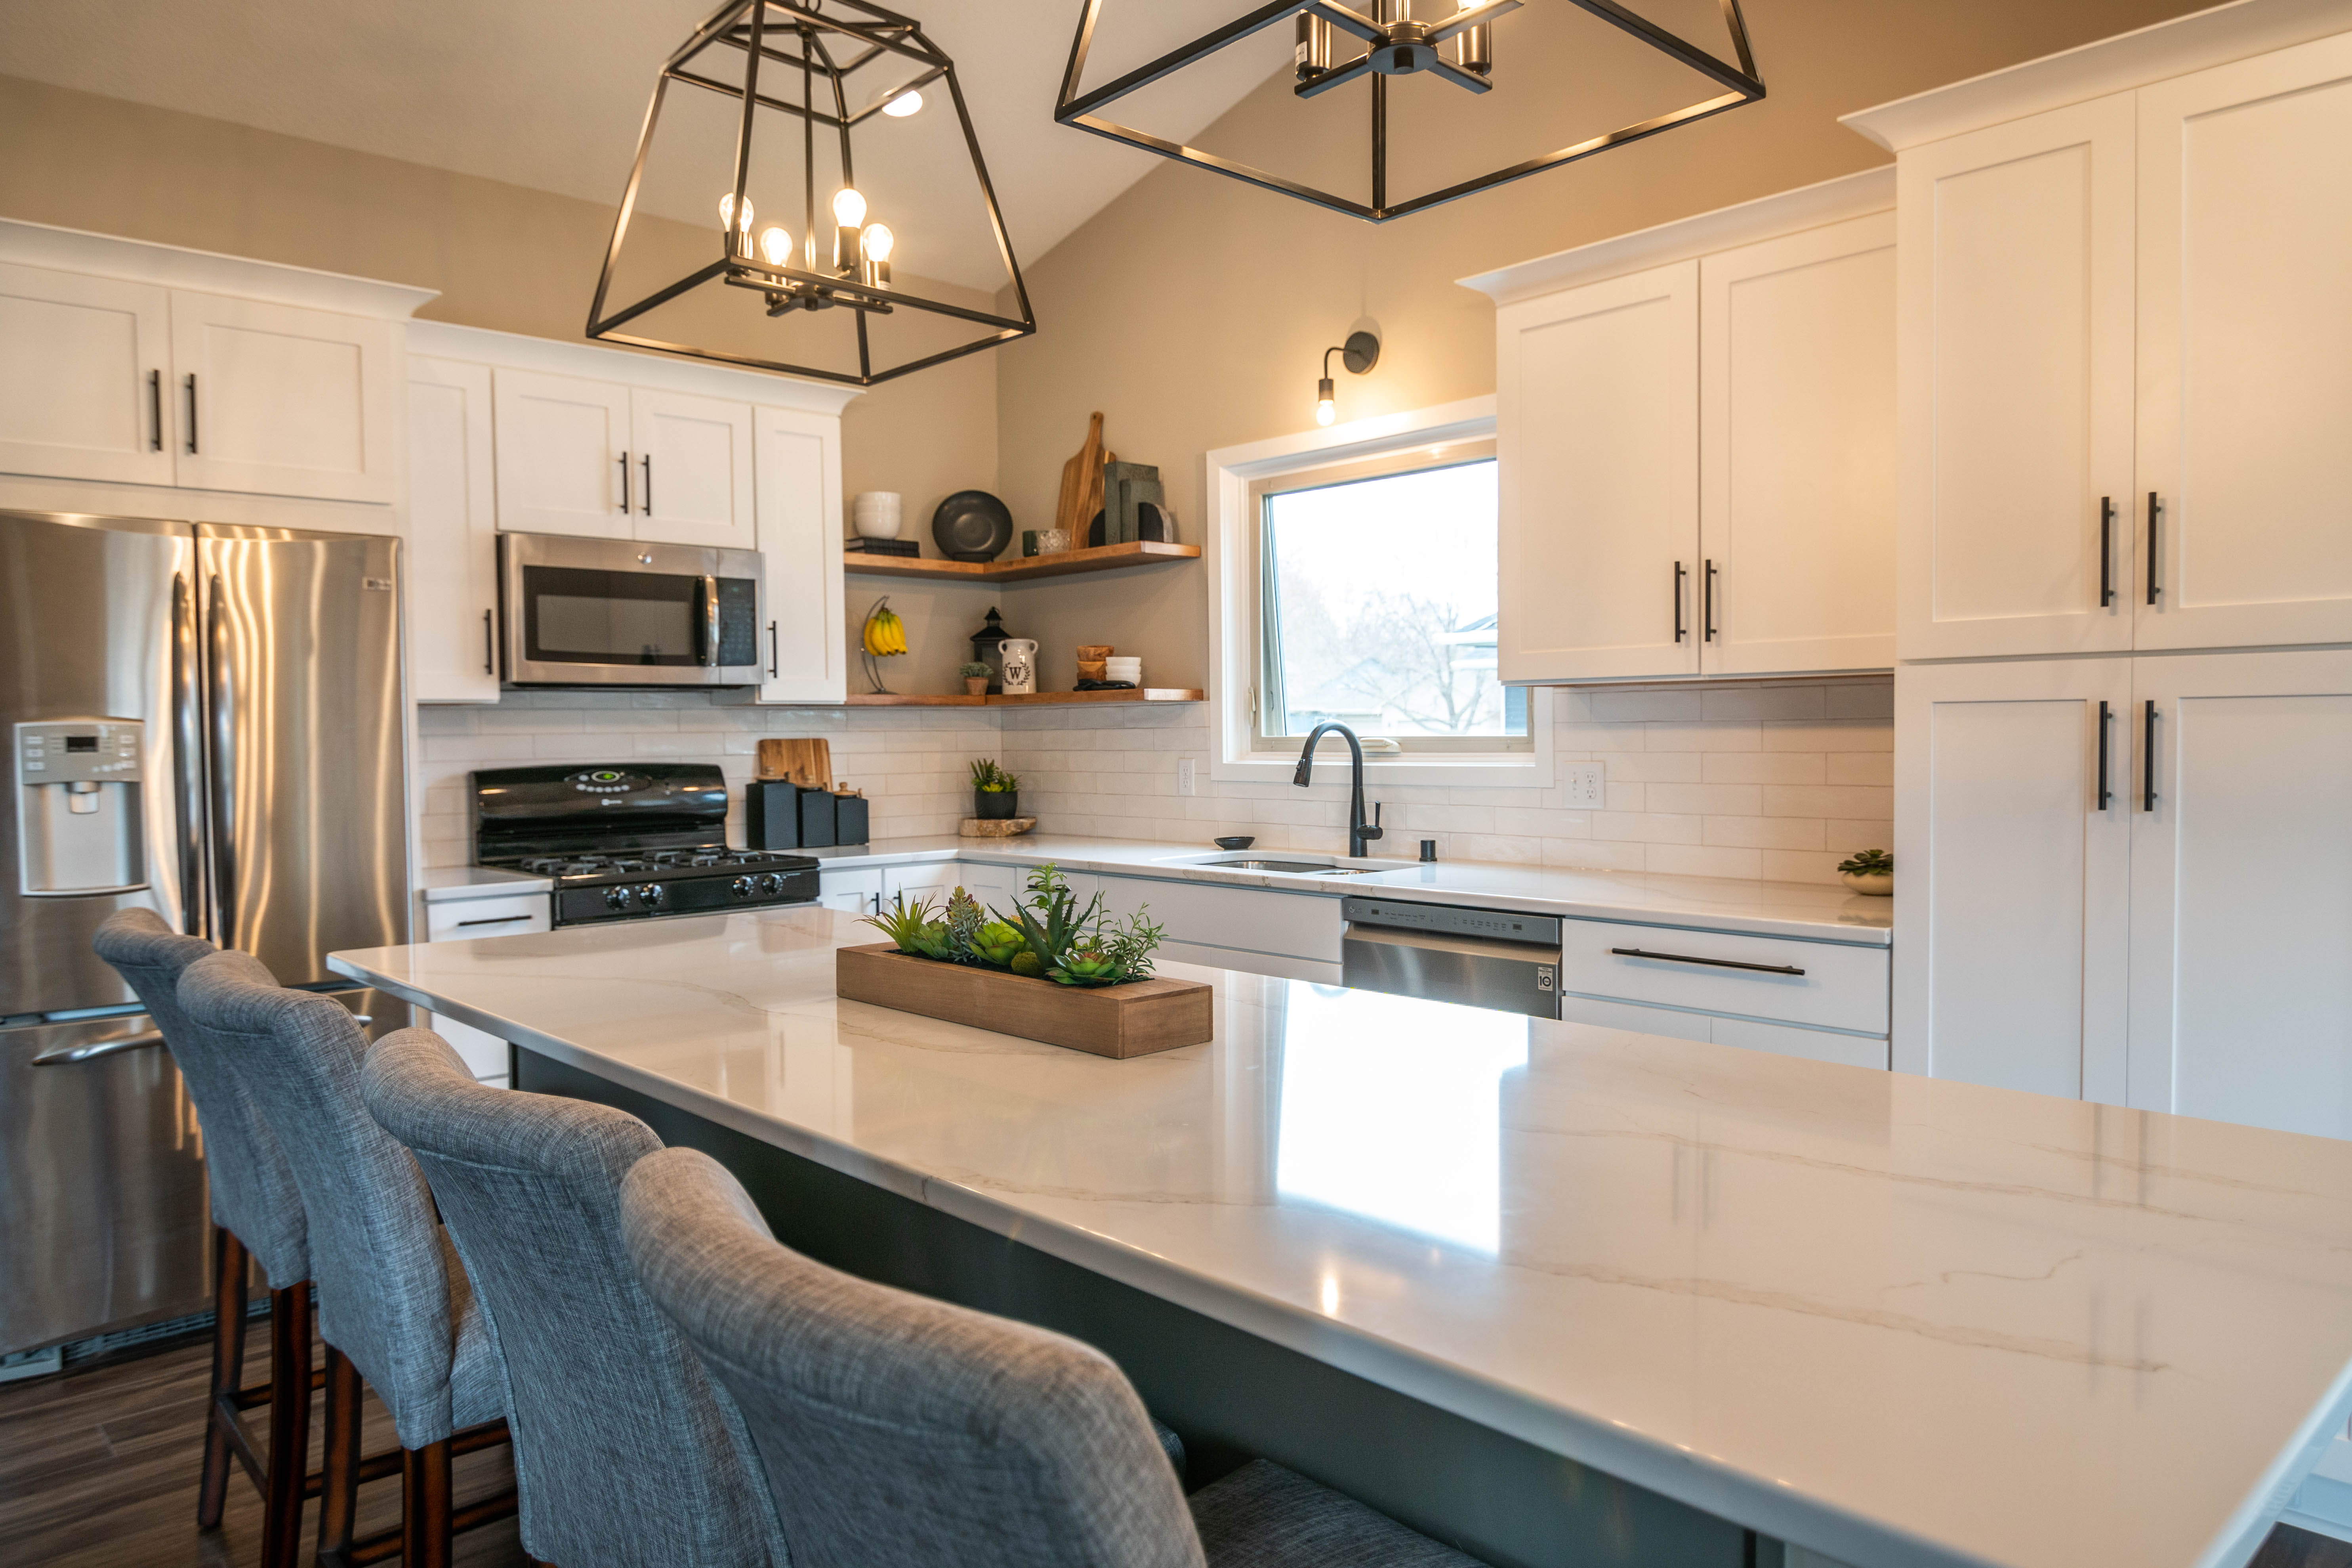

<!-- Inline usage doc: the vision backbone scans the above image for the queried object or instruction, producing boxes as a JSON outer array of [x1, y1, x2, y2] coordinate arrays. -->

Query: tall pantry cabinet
[[1851, 3, 2352, 1138]]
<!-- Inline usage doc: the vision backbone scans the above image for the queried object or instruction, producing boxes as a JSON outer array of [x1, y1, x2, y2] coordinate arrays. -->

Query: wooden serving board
[[757, 737, 832, 786], [958, 816, 1037, 838], [835, 944, 1212, 1059]]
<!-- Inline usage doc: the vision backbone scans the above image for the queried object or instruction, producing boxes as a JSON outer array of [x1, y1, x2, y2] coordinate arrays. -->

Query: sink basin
[[1201, 857, 1379, 876]]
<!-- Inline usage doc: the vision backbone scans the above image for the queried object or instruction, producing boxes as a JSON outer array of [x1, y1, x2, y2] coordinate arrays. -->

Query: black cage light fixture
[[1055, 0, 1764, 223], [588, 0, 1035, 386]]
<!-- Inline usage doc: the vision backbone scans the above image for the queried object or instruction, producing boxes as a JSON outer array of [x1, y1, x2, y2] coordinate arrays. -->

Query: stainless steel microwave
[[498, 533, 765, 688]]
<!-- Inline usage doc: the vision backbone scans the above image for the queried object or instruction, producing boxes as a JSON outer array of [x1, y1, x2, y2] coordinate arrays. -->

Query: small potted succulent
[[970, 758, 1020, 820], [958, 661, 993, 698], [1838, 848, 1892, 897]]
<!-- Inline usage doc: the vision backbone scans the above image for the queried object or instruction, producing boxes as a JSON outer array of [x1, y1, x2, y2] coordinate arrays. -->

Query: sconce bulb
[[882, 88, 923, 118], [1316, 375, 1337, 427], [832, 187, 868, 228], [757, 225, 792, 267], [862, 223, 895, 263], [718, 193, 752, 233]]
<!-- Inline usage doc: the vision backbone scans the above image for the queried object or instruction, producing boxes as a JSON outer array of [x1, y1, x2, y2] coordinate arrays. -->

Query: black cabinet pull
[[618, 451, 631, 513], [1703, 559, 1719, 642], [147, 369, 162, 452], [2146, 492, 2160, 605], [455, 914, 533, 929], [2095, 700, 2112, 810], [1609, 947, 1805, 977], [483, 609, 494, 676], [2099, 497, 2115, 607], [1672, 561, 1687, 643], [642, 453, 654, 515], [184, 373, 198, 454], [2142, 699, 2157, 812], [767, 620, 779, 678]]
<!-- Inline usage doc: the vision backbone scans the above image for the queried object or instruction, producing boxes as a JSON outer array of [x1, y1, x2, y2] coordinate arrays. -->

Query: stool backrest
[[92, 909, 308, 1287], [178, 950, 462, 1448], [620, 1146, 1203, 1568], [361, 1029, 787, 1568]]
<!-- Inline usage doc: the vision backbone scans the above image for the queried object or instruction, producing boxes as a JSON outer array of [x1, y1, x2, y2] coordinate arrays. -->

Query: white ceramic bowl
[[851, 491, 902, 540], [1104, 658, 1143, 683]]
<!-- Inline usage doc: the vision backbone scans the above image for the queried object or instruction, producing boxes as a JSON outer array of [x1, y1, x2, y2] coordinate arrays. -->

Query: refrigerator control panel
[[15, 720, 147, 896]]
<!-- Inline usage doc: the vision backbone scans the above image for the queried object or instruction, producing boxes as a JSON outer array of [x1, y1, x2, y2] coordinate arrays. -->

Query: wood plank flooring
[[0, 1328, 525, 1567], [7, 1327, 2350, 1567]]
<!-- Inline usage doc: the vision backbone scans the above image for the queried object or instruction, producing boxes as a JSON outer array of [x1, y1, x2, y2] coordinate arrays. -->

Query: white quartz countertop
[[804, 834, 1894, 945], [418, 866, 554, 902], [332, 910, 2352, 1568]]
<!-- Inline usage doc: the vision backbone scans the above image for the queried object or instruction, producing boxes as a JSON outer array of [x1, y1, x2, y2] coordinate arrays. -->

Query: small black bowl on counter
[[1213, 836, 1255, 851]]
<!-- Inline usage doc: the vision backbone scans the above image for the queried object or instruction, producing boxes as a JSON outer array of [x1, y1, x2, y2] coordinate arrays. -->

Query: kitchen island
[[330, 908, 2352, 1568]]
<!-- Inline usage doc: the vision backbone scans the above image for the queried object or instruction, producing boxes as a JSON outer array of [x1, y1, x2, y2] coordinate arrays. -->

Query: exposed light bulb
[[757, 225, 792, 267], [882, 88, 923, 118], [862, 223, 895, 263], [718, 193, 753, 232], [832, 187, 867, 228], [1316, 375, 1337, 427]]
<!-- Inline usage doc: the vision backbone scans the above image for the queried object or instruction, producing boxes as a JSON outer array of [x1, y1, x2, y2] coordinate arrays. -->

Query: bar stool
[[359, 1028, 791, 1568], [92, 910, 316, 1568], [177, 950, 515, 1568], [619, 1146, 1494, 1568]]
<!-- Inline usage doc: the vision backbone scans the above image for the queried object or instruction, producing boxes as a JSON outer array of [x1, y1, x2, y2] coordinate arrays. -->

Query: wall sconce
[[1316, 331, 1381, 426]]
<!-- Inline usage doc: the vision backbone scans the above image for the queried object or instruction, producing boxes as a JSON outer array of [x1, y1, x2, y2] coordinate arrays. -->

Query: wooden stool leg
[[315, 1346, 363, 1562], [260, 1285, 313, 1568], [401, 1440, 454, 1568], [196, 1226, 249, 1530]]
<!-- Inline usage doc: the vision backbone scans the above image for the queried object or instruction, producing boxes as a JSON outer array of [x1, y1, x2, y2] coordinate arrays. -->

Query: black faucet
[[1293, 721, 1385, 859]]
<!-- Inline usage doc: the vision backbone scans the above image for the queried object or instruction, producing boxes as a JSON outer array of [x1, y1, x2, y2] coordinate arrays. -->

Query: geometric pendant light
[[1055, 0, 1764, 223], [589, 0, 1035, 386]]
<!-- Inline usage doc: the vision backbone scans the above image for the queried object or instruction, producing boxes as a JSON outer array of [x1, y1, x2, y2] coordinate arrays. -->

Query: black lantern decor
[[1055, 0, 1765, 223], [589, 0, 1035, 386]]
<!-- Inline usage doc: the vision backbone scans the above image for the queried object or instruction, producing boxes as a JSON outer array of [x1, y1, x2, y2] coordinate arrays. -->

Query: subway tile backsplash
[[416, 679, 1892, 886]]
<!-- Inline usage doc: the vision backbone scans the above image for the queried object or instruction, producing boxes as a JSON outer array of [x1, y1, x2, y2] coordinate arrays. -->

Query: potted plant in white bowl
[[1837, 848, 1892, 897]]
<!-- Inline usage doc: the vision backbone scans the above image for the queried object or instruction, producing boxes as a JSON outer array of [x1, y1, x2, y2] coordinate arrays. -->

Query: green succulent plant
[[969, 920, 1027, 968], [941, 887, 984, 955], [1053, 947, 1122, 986], [1008, 951, 1044, 977], [969, 758, 1019, 792], [864, 891, 944, 957], [958, 662, 994, 679], [992, 862, 1103, 977], [1838, 849, 1892, 876]]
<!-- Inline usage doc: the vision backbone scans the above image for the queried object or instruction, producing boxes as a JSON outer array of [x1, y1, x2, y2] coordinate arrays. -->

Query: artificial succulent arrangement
[[1837, 848, 1892, 876], [860, 862, 1164, 987], [970, 758, 1019, 793]]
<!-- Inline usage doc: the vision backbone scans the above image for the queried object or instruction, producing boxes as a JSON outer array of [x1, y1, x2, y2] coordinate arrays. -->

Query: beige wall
[[991, 0, 2209, 688]]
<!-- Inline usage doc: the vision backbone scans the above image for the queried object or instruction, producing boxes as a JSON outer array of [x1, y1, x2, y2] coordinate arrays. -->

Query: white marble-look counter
[[332, 909, 2352, 1568], [805, 834, 1893, 945]]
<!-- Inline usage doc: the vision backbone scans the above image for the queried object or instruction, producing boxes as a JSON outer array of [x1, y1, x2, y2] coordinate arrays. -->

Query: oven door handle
[[702, 574, 721, 666]]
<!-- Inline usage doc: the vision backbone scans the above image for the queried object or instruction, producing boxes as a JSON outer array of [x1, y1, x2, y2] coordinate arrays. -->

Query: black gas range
[[471, 763, 819, 927]]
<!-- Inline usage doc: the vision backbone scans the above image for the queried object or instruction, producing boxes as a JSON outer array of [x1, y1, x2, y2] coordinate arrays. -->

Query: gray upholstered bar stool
[[92, 909, 315, 1568], [359, 1028, 791, 1568], [620, 1146, 1492, 1568], [177, 949, 514, 1568]]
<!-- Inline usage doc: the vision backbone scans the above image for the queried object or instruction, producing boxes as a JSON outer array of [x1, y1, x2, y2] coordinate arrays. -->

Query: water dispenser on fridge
[[14, 720, 146, 896]]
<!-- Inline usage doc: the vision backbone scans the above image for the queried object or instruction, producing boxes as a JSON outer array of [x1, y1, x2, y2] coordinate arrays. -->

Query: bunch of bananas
[[861, 603, 908, 657]]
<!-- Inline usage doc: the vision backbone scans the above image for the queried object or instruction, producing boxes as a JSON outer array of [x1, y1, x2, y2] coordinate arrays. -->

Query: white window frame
[[1206, 395, 1553, 789]]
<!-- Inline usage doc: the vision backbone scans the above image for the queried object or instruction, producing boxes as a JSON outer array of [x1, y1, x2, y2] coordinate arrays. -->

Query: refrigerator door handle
[[206, 573, 238, 949], [32, 1028, 167, 1066], [172, 573, 206, 937]]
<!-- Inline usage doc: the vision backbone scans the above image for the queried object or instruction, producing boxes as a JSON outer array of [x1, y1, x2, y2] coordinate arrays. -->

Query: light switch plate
[[1562, 761, 1604, 810], [1177, 757, 1196, 797]]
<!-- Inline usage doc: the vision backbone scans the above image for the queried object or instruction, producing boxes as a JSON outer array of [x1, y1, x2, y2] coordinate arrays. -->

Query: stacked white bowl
[[1104, 656, 1143, 686], [851, 491, 902, 540]]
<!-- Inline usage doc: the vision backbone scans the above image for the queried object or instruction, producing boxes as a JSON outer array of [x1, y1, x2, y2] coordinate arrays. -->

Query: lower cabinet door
[[422, 892, 554, 1085], [1895, 658, 2132, 1100], [816, 868, 881, 917], [2127, 649, 2352, 1137]]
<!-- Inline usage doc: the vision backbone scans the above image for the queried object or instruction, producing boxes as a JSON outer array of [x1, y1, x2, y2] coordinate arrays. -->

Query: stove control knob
[[604, 886, 635, 910], [757, 872, 786, 895], [640, 884, 668, 909], [730, 876, 757, 898]]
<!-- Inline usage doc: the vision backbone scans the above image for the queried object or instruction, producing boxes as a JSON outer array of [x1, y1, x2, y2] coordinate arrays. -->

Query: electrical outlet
[[1562, 761, 1604, 810], [1177, 757, 1196, 797]]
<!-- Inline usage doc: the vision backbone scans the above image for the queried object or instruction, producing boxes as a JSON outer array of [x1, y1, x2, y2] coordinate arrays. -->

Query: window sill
[[1213, 750, 1553, 790]]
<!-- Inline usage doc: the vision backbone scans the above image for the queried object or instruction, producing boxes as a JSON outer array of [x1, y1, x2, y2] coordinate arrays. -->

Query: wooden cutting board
[[757, 737, 832, 787], [1054, 412, 1113, 541]]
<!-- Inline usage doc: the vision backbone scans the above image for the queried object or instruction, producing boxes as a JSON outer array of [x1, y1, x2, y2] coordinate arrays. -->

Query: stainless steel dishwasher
[[1340, 898, 1562, 1019]]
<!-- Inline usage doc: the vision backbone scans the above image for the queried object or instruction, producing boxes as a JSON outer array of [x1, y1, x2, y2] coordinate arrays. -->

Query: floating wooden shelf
[[842, 540, 1201, 582], [844, 688, 1204, 708]]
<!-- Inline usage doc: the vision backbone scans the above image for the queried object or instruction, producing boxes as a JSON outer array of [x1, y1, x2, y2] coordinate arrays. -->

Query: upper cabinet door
[[169, 290, 399, 504], [1498, 259, 1700, 682], [406, 357, 501, 704], [491, 368, 633, 540], [1896, 95, 2137, 660], [752, 405, 844, 704], [0, 262, 176, 487], [629, 388, 754, 551], [1699, 212, 1896, 676], [2135, 33, 2352, 651], [2126, 650, 2352, 1137]]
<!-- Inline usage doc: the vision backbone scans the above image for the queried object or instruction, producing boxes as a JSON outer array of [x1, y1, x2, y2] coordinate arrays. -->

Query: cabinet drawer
[[1093, 876, 1342, 963], [1557, 919, 1887, 1035], [425, 894, 551, 942]]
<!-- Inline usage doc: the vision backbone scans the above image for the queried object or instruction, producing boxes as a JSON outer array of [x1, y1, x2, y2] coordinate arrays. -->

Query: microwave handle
[[702, 574, 721, 666]]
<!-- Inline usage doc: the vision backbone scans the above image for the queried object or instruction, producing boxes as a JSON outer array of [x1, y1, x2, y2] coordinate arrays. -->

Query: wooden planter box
[[835, 944, 1212, 1059]]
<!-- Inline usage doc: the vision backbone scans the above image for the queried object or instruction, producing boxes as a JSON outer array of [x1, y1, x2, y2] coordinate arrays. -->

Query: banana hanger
[[859, 596, 907, 694]]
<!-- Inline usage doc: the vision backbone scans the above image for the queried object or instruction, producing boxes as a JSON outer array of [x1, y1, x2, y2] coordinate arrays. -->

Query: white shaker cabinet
[[2126, 650, 2352, 1139], [168, 290, 401, 504], [406, 356, 501, 703], [753, 406, 845, 704], [2134, 33, 2352, 652], [1894, 658, 2133, 1103], [0, 261, 175, 487], [630, 387, 755, 552], [491, 368, 635, 539], [1697, 211, 1896, 675]]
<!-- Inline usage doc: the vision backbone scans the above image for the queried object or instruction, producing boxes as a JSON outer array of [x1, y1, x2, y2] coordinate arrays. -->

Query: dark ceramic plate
[[932, 490, 1015, 562], [1214, 836, 1255, 851]]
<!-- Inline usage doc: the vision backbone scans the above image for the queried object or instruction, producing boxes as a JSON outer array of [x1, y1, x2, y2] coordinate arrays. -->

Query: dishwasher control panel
[[1341, 898, 1560, 946]]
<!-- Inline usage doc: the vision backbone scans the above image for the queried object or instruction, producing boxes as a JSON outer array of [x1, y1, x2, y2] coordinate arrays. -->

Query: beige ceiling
[[0, 0, 1282, 290]]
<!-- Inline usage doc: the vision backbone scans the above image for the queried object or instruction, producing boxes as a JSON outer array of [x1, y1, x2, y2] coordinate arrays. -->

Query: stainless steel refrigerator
[[1, 509, 409, 1358]]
